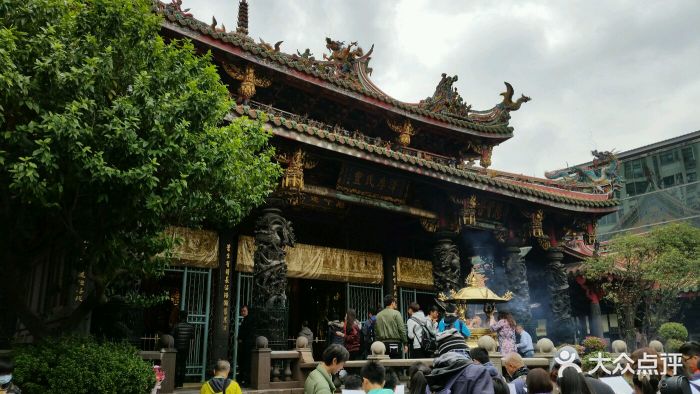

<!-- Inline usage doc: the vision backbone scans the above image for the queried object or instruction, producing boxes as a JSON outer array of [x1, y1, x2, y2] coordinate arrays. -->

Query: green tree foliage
[[585, 223, 700, 350], [0, 0, 280, 337], [657, 322, 689, 342], [13, 337, 155, 394]]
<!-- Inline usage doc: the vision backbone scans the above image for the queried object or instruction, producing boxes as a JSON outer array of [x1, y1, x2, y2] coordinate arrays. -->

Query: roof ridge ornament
[[545, 150, 622, 197], [323, 37, 370, 73], [258, 38, 283, 52], [467, 81, 531, 125], [499, 82, 530, 111], [236, 0, 248, 35], [419, 73, 471, 118]]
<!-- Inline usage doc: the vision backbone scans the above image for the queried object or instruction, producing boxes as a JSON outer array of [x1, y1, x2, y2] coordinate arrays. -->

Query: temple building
[[147, 0, 624, 380], [0, 0, 621, 384]]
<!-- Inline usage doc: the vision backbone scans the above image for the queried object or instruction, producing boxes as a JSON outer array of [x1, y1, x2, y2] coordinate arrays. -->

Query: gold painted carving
[[277, 149, 317, 191], [164, 226, 219, 268], [452, 195, 478, 226], [387, 119, 416, 147], [525, 209, 544, 238], [537, 237, 552, 251], [480, 145, 493, 168], [236, 236, 383, 284], [396, 257, 434, 289], [585, 221, 597, 245], [222, 63, 271, 102], [420, 218, 438, 233]]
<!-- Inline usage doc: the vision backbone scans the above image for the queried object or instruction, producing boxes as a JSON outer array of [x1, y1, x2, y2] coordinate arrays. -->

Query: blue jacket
[[438, 315, 471, 338], [516, 330, 534, 353]]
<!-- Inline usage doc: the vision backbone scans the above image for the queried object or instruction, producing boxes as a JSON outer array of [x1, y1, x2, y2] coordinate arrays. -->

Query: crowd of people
[[221, 297, 700, 394], [320, 295, 533, 362]]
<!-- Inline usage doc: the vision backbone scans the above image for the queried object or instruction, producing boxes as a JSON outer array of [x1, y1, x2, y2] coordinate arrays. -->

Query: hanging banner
[[396, 257, 434, 290], [236, 236, 383, 284], [164, 226, 219, 268]]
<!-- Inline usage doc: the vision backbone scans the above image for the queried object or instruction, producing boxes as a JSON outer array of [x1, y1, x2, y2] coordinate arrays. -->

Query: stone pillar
[[382, 253, 397, 301], [252, 206, 295, 348], [575, 276, 604, 339], [432, 233, 460, 294], [211, 233, 236, 363], [504, 243, 532, 326], [546, 248, 575, 344]]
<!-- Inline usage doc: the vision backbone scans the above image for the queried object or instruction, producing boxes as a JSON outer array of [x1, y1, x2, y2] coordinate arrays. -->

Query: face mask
[[0, 374, 12, 385]]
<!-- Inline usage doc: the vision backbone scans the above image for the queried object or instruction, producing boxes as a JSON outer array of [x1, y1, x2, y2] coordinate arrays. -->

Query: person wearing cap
[[424, 329, 493, 393], [550, 346, 615, 394], [437, 304, 471, 338]]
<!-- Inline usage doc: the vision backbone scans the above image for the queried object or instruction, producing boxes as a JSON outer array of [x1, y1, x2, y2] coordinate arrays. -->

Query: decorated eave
[[229, 105, 620, 214], [153, 0, 530, 142]]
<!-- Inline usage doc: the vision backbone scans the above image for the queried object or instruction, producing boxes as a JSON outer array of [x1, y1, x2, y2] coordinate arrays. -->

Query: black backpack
[[411, 317, 437, 355], [360, 319, 376, 354]]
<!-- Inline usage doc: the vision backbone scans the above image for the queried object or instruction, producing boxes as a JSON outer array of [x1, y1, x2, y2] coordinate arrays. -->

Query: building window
[[659, 151, 678, 165], [625, 181, 649, 196], [683, 147, 696, 169], [624, 160, 644, 179], [688, 172, 697, 183], [663, 175, 675, 188], [676, 173, 684, 185]]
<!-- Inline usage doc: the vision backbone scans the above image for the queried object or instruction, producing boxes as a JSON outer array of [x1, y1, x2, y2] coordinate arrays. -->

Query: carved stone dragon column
[[546, 248, 575, 343], [504, 241, 532, 326], [252, 206, 295, 347], [432, 234, 461, 295]]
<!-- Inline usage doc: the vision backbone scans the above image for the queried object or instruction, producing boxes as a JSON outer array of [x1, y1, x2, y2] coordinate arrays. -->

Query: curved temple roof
[[153, 0, 531, 141], [231, 105, 619, 213], [154, 0, 617, 214]]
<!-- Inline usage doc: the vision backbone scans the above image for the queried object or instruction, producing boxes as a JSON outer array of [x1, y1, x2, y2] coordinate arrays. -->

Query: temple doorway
[[288, 279, 383, 359], [288, 278, 345, 359]]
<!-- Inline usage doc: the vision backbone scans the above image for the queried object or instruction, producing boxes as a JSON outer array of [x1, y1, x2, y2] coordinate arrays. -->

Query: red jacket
[[343, 321, 360, 353]]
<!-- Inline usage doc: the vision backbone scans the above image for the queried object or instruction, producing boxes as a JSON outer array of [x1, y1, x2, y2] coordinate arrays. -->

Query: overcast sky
[[182, 0, 699, 177]]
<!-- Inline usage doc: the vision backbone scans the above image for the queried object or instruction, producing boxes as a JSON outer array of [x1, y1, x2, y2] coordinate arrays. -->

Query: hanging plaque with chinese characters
[[336, 164, 409, 204]]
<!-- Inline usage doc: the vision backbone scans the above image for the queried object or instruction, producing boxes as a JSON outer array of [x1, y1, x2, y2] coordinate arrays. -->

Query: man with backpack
[[199, 360, 242, 394], [407, 302, 436, 358], [360, 308, 377, 358]]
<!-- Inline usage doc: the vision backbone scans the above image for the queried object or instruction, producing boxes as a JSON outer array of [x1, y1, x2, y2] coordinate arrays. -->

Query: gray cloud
[[183, 0, 700, 176]]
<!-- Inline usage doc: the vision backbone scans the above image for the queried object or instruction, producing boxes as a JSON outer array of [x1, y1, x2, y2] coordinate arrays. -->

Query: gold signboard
[[396, 257, 434, 290], [164, 226, 219, 268], [236, 236, 383, 284]]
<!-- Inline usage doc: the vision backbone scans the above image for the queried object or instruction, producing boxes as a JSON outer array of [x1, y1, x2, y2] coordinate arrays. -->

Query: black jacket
[[172, 321, 195, 351]]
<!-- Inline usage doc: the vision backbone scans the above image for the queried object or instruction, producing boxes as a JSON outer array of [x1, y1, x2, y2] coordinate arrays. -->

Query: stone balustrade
[[249, 335, 562, 392]]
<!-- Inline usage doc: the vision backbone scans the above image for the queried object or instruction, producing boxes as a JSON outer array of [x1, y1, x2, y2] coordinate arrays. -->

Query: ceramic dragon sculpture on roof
[[468, 82, 531, 125], [419, 73, 471, 118], [323, 37, 372, 73], [545, 150, 622, 196]]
